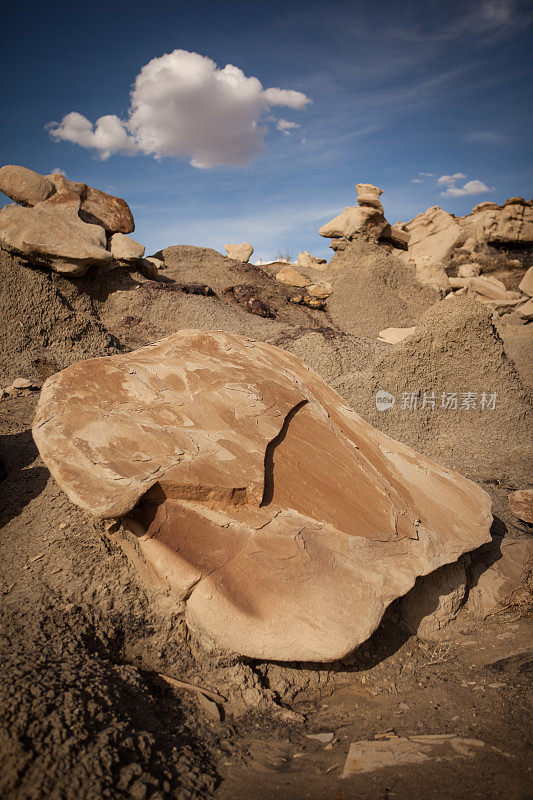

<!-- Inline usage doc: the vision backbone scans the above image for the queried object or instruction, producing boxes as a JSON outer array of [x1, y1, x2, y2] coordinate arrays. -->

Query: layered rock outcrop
[[33, 330, 492, 662]]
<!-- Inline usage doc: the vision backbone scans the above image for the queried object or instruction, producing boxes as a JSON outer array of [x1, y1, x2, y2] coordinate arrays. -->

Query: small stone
[[508, 488, 533, 523], [275, 266, 311, 287], [11, 377, 33, 389], [110, 233, 145, 262], [307, 282, 332, 299]]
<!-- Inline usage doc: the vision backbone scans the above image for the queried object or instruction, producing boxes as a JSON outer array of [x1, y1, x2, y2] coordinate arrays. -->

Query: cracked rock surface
[[32, 330, 492, 661]]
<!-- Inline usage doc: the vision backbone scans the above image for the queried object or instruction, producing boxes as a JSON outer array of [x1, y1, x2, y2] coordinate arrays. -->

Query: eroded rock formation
[[0, 164, 137, 275], [33, 330, 492, 662]]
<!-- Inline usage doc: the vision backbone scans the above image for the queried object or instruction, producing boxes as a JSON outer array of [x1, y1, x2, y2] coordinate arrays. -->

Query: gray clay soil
[[1, 247, 532, 800]]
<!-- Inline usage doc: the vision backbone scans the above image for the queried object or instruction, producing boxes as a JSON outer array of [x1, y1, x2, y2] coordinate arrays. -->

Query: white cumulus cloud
[[276, 119, 300, 135], [437, 172, 467, 186], [438, 174, 494, 197], [48, 50, 311, 168]]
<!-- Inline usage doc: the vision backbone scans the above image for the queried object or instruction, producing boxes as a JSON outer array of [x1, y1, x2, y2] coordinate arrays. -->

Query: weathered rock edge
[[32, 330, 492, 662]]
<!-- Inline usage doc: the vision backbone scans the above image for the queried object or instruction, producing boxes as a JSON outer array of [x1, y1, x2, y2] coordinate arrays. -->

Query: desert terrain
[[0, 167, 531, 800]]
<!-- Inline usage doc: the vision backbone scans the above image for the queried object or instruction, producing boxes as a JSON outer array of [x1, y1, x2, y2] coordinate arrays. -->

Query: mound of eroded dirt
[[335, 296, 533, 480]]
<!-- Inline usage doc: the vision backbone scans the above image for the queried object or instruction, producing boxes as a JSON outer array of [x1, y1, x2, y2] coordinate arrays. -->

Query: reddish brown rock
[[79, 185, 134, 234], [32, 331, 492, 661]]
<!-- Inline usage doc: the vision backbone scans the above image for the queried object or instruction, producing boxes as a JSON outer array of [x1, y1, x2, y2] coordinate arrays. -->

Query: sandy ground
[[1, 244, 532, 799]]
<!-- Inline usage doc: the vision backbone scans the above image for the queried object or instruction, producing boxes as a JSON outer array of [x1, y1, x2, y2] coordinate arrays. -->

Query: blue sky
[[1, 0, 532, 261]]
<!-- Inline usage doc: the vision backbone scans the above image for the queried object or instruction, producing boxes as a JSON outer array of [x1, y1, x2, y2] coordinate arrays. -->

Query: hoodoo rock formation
[[32, 330, 493, 662]]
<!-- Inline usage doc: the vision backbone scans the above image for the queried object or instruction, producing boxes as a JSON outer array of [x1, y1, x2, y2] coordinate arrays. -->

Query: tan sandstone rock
[[466, 537, 533, 617], [355, 183, 384, 213], [517, 298, 533, 320], [508, 489, 533, 523], [378, 326, 417, 345], [275, 266, 311, 287], [403, 207, 466, 266], [32, 331, 493, 662], [307, 282, 332, 299], [0, 165, 55, 207], [460, 199, 533, 247], [458, 262, 481, 278], [0, 192, 112, 275], [519, 266, 533, 297], [297, 251, 327, 270], [319, 205, 387, 240], [224, 242, 254, 262], [110, 233, 145, 262]]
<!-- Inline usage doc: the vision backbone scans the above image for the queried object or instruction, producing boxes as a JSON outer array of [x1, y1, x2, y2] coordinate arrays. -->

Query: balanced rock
[[79, 185, 134, 234], [0, 165, 55, 207], [275, 266, 310, 287], [224, 242, 254, 262], [32, 331, 492, 662], [110, 233, 145, 262], [356, 182, 384, 212], [0, 192, 112, 275], [319, 205, 387, 240], [297, 251, 327, 270]]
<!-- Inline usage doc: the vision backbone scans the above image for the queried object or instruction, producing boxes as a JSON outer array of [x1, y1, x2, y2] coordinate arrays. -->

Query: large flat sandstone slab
[[32, 331, 492, 661]]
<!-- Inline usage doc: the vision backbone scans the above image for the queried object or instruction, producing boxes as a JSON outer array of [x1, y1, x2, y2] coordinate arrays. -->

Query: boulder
[[297, 251, 327, 270], [403, 207, 466, 266], [307, 282, 332, 299], [0, 165, 54, 207], [110, 233, 145, 262], [466, 537, 533, 617], [519, 266, 533, 297], [378, 326, 417, 345], [458, 262, 481, 278], [468, 275, 508, 301], [0, 192, 113, 275], [79, 185, 135, 234], [32, 330, 493, 662], [224, 242, 254, 262], [319, 205, 387, 240], [47, 172, 86, 198], [517, 298, 533, 320], [275, 266, 311, 287], [508, 489, 533, 524]]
